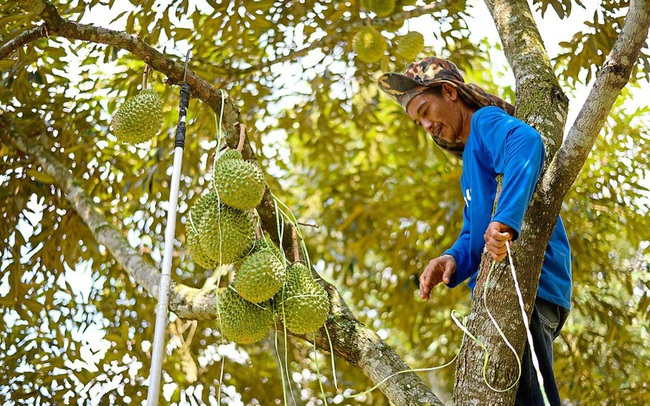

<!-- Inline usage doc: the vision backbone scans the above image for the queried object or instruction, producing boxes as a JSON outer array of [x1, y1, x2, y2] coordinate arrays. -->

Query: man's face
[[405, 87, 464, 146]]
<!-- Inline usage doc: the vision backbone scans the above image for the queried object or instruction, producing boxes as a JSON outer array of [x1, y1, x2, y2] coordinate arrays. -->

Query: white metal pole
[[146, 145, 184, 406], [146, 51, 191, 406]]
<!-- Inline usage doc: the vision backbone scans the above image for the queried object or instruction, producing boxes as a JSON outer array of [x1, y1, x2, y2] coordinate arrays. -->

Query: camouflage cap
[[377, 56, 515, 158], [377, 56, 515, 115]]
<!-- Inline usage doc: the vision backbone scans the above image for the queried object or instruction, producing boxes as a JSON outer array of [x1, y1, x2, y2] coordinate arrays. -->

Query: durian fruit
[[186, 193, 220, 269], [111, 88, 163, 144], [255, 234, 285, 263], [212, 149, 266, 210], [233, 241, 286, 304], [216, 287, 273, 344], [353, 27, 387, 64], [194, 192, 256, 265], [276, 262, 330, 335], [185, 194, 219, 269], [396, 31, 424, 60], [187, 228, 219, 270], [367, 0, 396, 17]]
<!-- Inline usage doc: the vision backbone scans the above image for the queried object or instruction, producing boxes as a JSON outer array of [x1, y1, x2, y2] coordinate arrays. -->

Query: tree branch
[[548, 0, 650, 200], [0, 26, 45, 60], [234, 2, 454, 76], [4, 123, 443, 406], [483, 0, 569, 157], [4, 1, 450, 398], [453, 1, 650, 404]]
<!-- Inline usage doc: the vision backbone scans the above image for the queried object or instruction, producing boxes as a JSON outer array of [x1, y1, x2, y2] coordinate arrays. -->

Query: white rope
[[506, 241, 551, 405]]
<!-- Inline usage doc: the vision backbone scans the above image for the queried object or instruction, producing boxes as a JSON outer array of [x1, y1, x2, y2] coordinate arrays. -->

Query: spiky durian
[[276, 263, 329, 335], [233, 242, 285, 304], [353, 27, 387, 64], [255, 235, 285, 264], [186, 193, 220, 269], [191, 192, 256, 265], [187, 228, 219, 269], [212, 150, 266, 210], [216, 287, 273, 344], [111, 88, 163, 144], [396, 31, 424, 60], [368, 0, 396, 17], [218, 149, 242, 161]]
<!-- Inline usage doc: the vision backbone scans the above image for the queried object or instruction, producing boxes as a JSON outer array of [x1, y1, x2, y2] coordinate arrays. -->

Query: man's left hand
[[484, 221, 514, 261]]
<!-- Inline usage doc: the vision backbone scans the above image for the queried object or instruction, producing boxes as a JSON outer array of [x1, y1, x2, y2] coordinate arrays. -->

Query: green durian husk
[[276, 263, 330, 335], [216, 287, 274, 344], [111, 89, 163, 144], [212, 150, 266, 210], [233, 245, 286, 304]]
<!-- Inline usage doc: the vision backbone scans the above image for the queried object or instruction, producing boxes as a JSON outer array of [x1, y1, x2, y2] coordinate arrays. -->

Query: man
[[378, 57, 571, 405]]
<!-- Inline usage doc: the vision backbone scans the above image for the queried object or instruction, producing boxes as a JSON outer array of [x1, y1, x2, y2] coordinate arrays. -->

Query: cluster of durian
[[215, 243, 330, 344], [111, 88, 163, 144], [353, 0, 424, 63], [187, 147, 330, 344], [186, 149, 266, 268]]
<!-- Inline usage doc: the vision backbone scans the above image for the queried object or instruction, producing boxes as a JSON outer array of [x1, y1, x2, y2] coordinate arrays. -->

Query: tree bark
[[453, 1, 650, 404]]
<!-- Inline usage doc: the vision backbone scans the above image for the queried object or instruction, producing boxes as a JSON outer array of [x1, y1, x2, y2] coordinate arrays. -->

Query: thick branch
[[548, 0, 650, 200], [0, 26, 45, 59], [5, 126, 442, 406], [454, 1, 650, 404], [483, 0, 569, 157]]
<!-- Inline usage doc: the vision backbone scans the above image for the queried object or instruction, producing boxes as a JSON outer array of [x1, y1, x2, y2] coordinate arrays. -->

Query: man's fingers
[[491, 231, 512, 241], [485, 241, 507, 254]]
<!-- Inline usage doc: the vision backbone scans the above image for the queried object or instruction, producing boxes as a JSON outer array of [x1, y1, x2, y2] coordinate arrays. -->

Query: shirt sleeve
[[442, 203, 473, 287], [479, 108, 545, 239]]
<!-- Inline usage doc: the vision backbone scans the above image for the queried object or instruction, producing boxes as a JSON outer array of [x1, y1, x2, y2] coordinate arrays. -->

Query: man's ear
[[441, 82, 458, 101]]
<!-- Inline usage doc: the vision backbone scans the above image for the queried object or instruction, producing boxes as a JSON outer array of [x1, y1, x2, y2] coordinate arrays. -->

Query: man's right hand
[[419, 255, 457, 300]]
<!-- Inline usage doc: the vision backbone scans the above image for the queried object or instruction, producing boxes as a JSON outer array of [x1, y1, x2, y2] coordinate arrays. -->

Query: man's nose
[[421, 118, 433, 133]]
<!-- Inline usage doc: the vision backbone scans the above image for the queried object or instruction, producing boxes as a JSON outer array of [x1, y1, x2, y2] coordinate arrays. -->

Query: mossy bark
[[453, 1, 650, 405]]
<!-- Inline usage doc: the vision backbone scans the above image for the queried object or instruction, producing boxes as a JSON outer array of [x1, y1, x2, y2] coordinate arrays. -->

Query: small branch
[[292, 226, 300, 262], [234, 2, 454, 76], [142, 64, 149, 89], [0, 26, 45, 59], [549, 0, 650, 200], [297, 221, 319, 229]]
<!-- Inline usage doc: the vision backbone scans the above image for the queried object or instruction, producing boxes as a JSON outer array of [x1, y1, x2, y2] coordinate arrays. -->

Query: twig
[[297, 221, 320, 229], [292, 226, 300, 263], [0, 26, 45, 59]]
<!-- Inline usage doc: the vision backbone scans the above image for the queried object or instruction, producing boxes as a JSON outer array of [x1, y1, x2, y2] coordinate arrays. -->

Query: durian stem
[[236, 122, 246, 152], [142, 64, 150, 89], [253, 210, 262, 239], [292, 226, 300, 263]]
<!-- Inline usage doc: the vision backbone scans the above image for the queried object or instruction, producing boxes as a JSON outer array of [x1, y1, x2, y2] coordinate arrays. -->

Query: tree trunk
[[453, 0, 650, 404]]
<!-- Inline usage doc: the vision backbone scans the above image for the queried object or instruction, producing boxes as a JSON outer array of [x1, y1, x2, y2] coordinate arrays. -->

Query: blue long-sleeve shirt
[[443, 107, 572, 310]]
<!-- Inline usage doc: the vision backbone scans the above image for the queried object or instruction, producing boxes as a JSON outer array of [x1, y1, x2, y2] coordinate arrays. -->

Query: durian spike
[[292, 226, 300, 262], [236, 122, 246, 152]]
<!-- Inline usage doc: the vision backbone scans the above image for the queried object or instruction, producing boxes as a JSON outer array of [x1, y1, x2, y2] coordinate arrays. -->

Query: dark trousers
[[514, 297, 569, 406]]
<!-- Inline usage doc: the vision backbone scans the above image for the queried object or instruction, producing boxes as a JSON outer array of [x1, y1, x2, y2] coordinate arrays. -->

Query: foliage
[[1, 0, 649, 405]]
